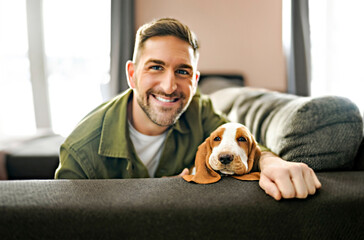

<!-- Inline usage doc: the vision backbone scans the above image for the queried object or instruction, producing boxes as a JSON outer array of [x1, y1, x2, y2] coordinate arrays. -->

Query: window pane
[[43, 0, 111, 136], [310, 0, 364, 115], [0, 0, 36, 140]]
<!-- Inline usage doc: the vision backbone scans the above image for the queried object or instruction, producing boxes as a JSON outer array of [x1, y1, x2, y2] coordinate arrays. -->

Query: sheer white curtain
[[309, 0, 364, 115], [0, 0, 37, 140], [43, 0, 110, 136], [0, 0, 111, 141]]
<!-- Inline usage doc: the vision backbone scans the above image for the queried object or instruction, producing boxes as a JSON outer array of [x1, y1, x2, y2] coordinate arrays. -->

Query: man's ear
[[192, 71, 200, 95], [195, 71, 200, 85], [126, 60, 136, 89]]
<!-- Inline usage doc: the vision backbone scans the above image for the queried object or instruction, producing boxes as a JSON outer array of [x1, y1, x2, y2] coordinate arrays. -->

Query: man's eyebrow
[[144, 59, 193, 70], [145, 59, 165, 66], [177, 64, 193, 70]]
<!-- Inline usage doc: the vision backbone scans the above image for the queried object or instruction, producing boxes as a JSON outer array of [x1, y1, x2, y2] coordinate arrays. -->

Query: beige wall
[[135, 0, 286, 92]]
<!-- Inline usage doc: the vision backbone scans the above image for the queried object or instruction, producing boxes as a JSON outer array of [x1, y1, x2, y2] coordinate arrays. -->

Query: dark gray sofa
[[1, 172, 363, 240], [0, 87, 363, 240]]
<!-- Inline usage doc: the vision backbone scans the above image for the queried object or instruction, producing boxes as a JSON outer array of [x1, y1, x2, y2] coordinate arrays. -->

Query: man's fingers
[[162, 168, 190, 178], [295, 164, 322, 197], [274, 171, 296, 199], [179, 168, 190, 176], [312, 170, 322, 189], [291, 168, 309, 199], [259, 174, 282, 201], [302, 168, 317, 195]]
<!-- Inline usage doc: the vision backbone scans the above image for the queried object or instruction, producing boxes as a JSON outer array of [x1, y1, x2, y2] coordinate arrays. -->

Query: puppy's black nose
[[219, 154, 233, 164]]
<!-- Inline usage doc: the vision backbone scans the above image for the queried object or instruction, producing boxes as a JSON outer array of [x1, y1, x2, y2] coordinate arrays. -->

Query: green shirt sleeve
[[200, 94, 229, 138], [55, 145, 88, 179]]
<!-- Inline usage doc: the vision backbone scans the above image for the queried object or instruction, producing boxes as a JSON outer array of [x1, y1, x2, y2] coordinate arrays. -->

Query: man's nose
[[160, 71, 177, 94]]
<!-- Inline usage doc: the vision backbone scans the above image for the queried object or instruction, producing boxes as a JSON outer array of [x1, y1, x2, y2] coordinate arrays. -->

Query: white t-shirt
[[128, 121, 167, 177]]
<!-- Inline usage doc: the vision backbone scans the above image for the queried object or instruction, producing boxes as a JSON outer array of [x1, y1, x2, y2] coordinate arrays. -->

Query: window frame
[[26, 0, 52, 131]]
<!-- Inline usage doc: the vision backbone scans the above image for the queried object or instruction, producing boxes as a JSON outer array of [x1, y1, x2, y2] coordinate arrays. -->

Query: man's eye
[[176, 69, 189, 75], [237, 137, 247, 142], [214, 136, 221, 141], [151, 66, 163, 71]]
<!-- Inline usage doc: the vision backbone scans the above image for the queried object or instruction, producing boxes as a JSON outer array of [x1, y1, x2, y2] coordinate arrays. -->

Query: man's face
[[128, 36, 199, 128]]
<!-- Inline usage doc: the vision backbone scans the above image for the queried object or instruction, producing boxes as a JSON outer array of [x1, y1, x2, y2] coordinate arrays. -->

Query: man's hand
[[163, 168, 190, 178], [258, 151, 322, 200]]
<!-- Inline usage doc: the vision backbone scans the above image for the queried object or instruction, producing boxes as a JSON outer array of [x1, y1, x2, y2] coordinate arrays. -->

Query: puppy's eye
[[237, 137, 247, 142], [214, 136, 221, 141]]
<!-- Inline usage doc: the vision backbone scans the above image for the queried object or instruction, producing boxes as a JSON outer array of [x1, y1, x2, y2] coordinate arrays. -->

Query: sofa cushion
[[210, 87, 364, 170]]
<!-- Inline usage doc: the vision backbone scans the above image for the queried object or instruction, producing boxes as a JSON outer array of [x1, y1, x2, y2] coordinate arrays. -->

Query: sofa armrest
[[354, 138, 364, 170], [210, 87, 364, 171], [0, 172, 363, 240]]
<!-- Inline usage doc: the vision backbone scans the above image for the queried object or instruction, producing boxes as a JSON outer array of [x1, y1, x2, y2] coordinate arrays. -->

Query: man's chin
[[149, 112, 181, 127], [147, 101, 186, 126], [137, 94, 189, 127]]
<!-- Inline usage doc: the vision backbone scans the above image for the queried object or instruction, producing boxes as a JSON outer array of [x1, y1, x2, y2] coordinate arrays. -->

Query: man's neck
[[127, 96, 168, 136]]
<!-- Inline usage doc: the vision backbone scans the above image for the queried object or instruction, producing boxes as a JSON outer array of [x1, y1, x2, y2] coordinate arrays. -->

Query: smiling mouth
[[153, 94, 179, 103]]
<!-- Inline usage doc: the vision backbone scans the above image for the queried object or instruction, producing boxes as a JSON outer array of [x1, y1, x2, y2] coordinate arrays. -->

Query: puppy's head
[[182, 122, 261, 184], [208, 122, 261, 176]]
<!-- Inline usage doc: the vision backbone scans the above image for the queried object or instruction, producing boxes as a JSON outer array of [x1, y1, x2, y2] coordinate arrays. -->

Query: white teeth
[[155, 96, 176, 103]]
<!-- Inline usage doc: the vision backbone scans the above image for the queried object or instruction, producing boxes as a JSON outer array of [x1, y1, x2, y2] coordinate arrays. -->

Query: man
[[55, 18, 321, 200]]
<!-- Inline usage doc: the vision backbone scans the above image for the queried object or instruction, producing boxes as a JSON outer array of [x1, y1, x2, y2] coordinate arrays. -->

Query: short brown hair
[[132, 18, 199, 63]]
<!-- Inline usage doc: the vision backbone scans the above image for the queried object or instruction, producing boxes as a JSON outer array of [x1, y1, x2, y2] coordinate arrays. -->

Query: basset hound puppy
[[183, 122, 261, 184]]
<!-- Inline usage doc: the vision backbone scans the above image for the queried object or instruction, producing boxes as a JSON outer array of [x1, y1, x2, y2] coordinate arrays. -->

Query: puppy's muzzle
[[219, 153, 233, 165]]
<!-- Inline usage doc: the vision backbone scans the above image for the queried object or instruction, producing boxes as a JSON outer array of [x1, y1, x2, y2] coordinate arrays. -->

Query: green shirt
[[54, 89, 228, 179]]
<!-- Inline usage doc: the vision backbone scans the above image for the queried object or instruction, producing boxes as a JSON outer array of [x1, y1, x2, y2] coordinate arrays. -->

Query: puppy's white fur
[[209, 123, 249, 175]]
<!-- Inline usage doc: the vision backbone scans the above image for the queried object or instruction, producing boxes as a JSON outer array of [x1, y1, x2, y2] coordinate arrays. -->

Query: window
[[0, 0, 36, 139], [43, 0, 111, 135], [0, 0, 111, 140], [309, 0, 364, 115]]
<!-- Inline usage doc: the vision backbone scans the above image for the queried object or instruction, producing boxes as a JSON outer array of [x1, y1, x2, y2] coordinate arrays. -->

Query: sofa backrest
[[1, 173, 364, 240]]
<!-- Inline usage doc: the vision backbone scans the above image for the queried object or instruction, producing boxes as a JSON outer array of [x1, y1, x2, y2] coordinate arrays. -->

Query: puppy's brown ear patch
[[247, 135, 261, 173], [233, 130, 261, 181], [233, 172, 260, 181], [182, 139, 221, 184]]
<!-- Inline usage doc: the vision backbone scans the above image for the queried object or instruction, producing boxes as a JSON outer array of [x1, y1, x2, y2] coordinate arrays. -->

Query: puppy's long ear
[[233, 134, 261, 181], [247, 134, 261, 172], [182, 138, 221, 184], [233, 172, 260, 181]]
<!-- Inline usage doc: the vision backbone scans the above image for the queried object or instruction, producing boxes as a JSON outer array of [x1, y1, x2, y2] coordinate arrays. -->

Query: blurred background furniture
[[0, 134, 64, 180]]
